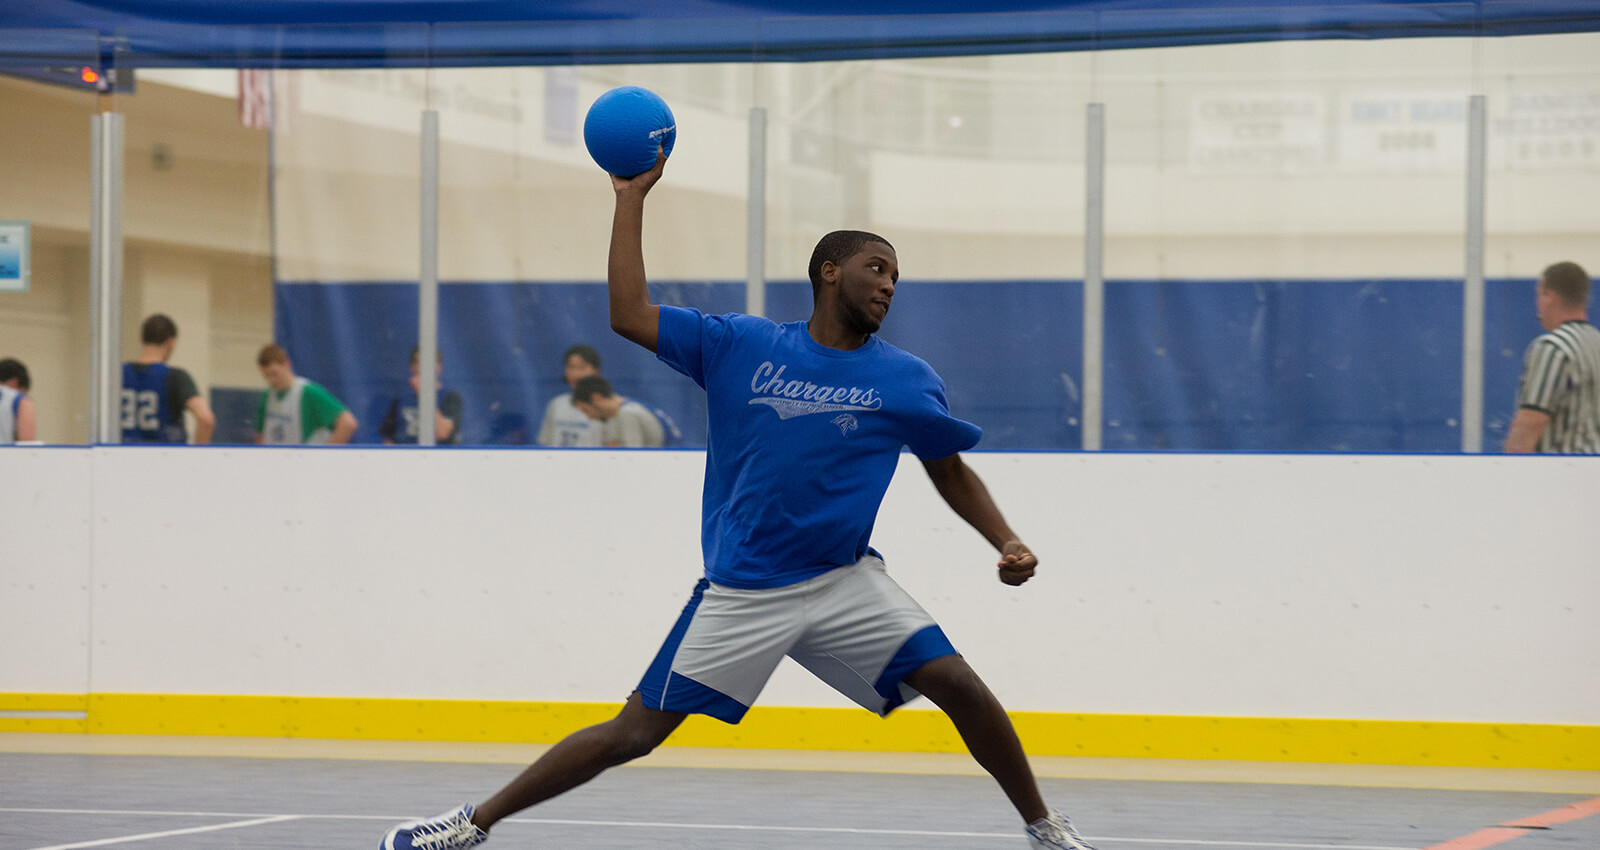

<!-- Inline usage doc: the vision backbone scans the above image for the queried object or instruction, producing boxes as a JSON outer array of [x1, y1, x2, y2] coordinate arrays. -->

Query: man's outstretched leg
[[906, 655, 1098, 850], [381, 692, 686, 849]]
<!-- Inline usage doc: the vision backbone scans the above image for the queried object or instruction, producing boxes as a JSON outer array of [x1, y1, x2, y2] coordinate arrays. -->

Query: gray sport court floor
[[2, 734, 1597, 849]]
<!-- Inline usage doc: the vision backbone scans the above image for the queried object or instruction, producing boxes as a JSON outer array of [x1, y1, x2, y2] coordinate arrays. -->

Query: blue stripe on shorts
[[636, 579, 750, 724], [873, 624, 958, 713]]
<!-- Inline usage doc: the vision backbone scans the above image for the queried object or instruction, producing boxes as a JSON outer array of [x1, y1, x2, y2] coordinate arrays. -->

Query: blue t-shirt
[[655, 305, 982, 589]]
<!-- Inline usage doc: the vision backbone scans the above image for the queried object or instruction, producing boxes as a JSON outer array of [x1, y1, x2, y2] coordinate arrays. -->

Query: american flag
[[239, 69, 273, 130]]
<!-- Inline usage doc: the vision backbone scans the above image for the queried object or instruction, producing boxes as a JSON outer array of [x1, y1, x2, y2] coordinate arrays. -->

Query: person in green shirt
[[253, 343, 357, 445]]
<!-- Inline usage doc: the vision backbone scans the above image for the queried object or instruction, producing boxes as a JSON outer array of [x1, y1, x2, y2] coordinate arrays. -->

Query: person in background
[[536, 344, 604, 447], [1504, 261, 1600, 453], [254, 344, 357, 445], [121, 314, 215, 444], [0, 357, 35, 443], [570, 375, 664, 448], [381, 346, 464, 445]]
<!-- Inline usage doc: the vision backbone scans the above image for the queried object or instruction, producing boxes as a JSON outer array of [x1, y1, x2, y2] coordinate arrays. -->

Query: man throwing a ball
[[382, 151, 1096, 850]]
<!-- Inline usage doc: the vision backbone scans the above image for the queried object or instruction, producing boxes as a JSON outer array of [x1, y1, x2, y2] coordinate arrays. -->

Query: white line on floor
[[503, 817, 1421, 849], [24, 815, 302, 850], [0, 807, 1421, 850], [0, 809, 328, 819]]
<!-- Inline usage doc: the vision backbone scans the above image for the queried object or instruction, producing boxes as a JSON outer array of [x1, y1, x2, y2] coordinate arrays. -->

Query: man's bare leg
[[472, 692, 686, 832], [907, 655, 1048, 823]]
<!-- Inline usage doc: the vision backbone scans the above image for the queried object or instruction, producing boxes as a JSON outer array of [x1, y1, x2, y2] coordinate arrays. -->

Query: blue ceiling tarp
[[1, 1, 1598, 68]]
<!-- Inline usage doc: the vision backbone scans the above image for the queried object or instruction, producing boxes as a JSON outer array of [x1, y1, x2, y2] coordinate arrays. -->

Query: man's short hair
[[564, 344, 601, 370], [256, 343, 290, 368], [571, 375, 615, 405], [808, 230, 894, 295], [1541, 261, 1590, 308], [141, 314, 178, 345], [0, 357, 30, 391]]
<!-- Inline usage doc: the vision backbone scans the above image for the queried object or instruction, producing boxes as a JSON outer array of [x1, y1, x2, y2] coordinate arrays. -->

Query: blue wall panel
[[274, 281, 741, 446], [768, 280, 1084, 450], [273, 277, 1575, 452], [1485, 278, 1550, 449], [1103, 279, 1463, 451]]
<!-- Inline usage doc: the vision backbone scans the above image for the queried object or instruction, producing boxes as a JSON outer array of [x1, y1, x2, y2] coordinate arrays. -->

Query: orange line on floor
[[1423, 796, 1600, 850], [1500, 795, 1600, 828]]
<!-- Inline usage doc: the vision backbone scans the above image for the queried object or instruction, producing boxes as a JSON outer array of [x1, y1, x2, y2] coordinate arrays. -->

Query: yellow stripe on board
[[1, 693, 1593, 770], [0, 693, 88, 712], [0, 693, 88, 734]]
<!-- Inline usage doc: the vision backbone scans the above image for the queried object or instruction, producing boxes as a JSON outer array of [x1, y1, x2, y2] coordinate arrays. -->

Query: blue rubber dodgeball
[[583, 86, 676, 178]]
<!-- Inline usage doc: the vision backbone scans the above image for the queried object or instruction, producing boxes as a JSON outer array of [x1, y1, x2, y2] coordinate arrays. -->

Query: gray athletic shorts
[[636, 555, 959, 723]]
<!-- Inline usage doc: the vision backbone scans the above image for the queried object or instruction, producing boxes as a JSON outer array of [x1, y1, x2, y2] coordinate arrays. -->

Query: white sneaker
[[382, 803, 489, 849], [1026, 810, 1097, 850]]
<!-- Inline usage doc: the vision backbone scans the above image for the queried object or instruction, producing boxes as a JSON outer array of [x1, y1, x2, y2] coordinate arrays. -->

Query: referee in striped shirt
[[1504, 261, 1600, 453]]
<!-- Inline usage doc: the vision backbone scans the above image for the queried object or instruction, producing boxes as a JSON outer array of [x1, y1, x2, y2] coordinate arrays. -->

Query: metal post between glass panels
[[1083, 102, 1106, 452], [418, 109, 440, 446], [746, 106, 768, 319], [1462, 94, 1487, 454], [90, 109, 124, 445]]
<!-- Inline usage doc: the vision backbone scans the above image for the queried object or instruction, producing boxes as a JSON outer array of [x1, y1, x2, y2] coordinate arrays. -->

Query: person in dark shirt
[[381, 346, 464, 445], [121, 314, 215, 444]]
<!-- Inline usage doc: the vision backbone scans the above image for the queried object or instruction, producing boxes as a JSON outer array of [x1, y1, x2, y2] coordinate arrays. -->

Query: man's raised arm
[[607, 154, 667, 353]]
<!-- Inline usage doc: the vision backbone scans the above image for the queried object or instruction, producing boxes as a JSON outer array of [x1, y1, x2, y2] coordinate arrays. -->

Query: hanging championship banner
[[1337, 91, 1469, 172], [1496, 89, 1600, 170], [1190, 93, 1325, 174]]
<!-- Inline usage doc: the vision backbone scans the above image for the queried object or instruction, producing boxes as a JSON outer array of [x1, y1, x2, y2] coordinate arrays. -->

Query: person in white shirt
[[536, 343, 605, 447], [570, 375, 664, 448], [253, 344, 358, 445], [0, 358, 36, 443]]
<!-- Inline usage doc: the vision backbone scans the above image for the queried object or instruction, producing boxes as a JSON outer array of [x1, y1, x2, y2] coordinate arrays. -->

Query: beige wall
[[273, 72, 751, 283], [0, 75, 274, 442], [0, 236, 91, 442]]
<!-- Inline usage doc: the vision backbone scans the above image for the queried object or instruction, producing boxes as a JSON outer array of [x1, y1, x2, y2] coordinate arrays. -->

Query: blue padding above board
[[2, 1, 1598, 68]]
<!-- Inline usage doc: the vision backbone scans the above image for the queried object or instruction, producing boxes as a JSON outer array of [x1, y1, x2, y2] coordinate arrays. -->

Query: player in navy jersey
[[121, 314, 215, 444], [383, 154, 1096, 850]]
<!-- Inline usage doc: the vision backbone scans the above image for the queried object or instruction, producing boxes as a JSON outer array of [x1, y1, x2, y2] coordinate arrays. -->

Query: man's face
[[565, 354, 599, 388], [260, 361, 294, 392], [830, 242, 898, 335], [574, 399, 605, 421]]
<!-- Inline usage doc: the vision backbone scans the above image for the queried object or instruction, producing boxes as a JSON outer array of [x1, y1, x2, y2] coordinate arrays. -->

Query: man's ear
[[818, 260, 840, 287]]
